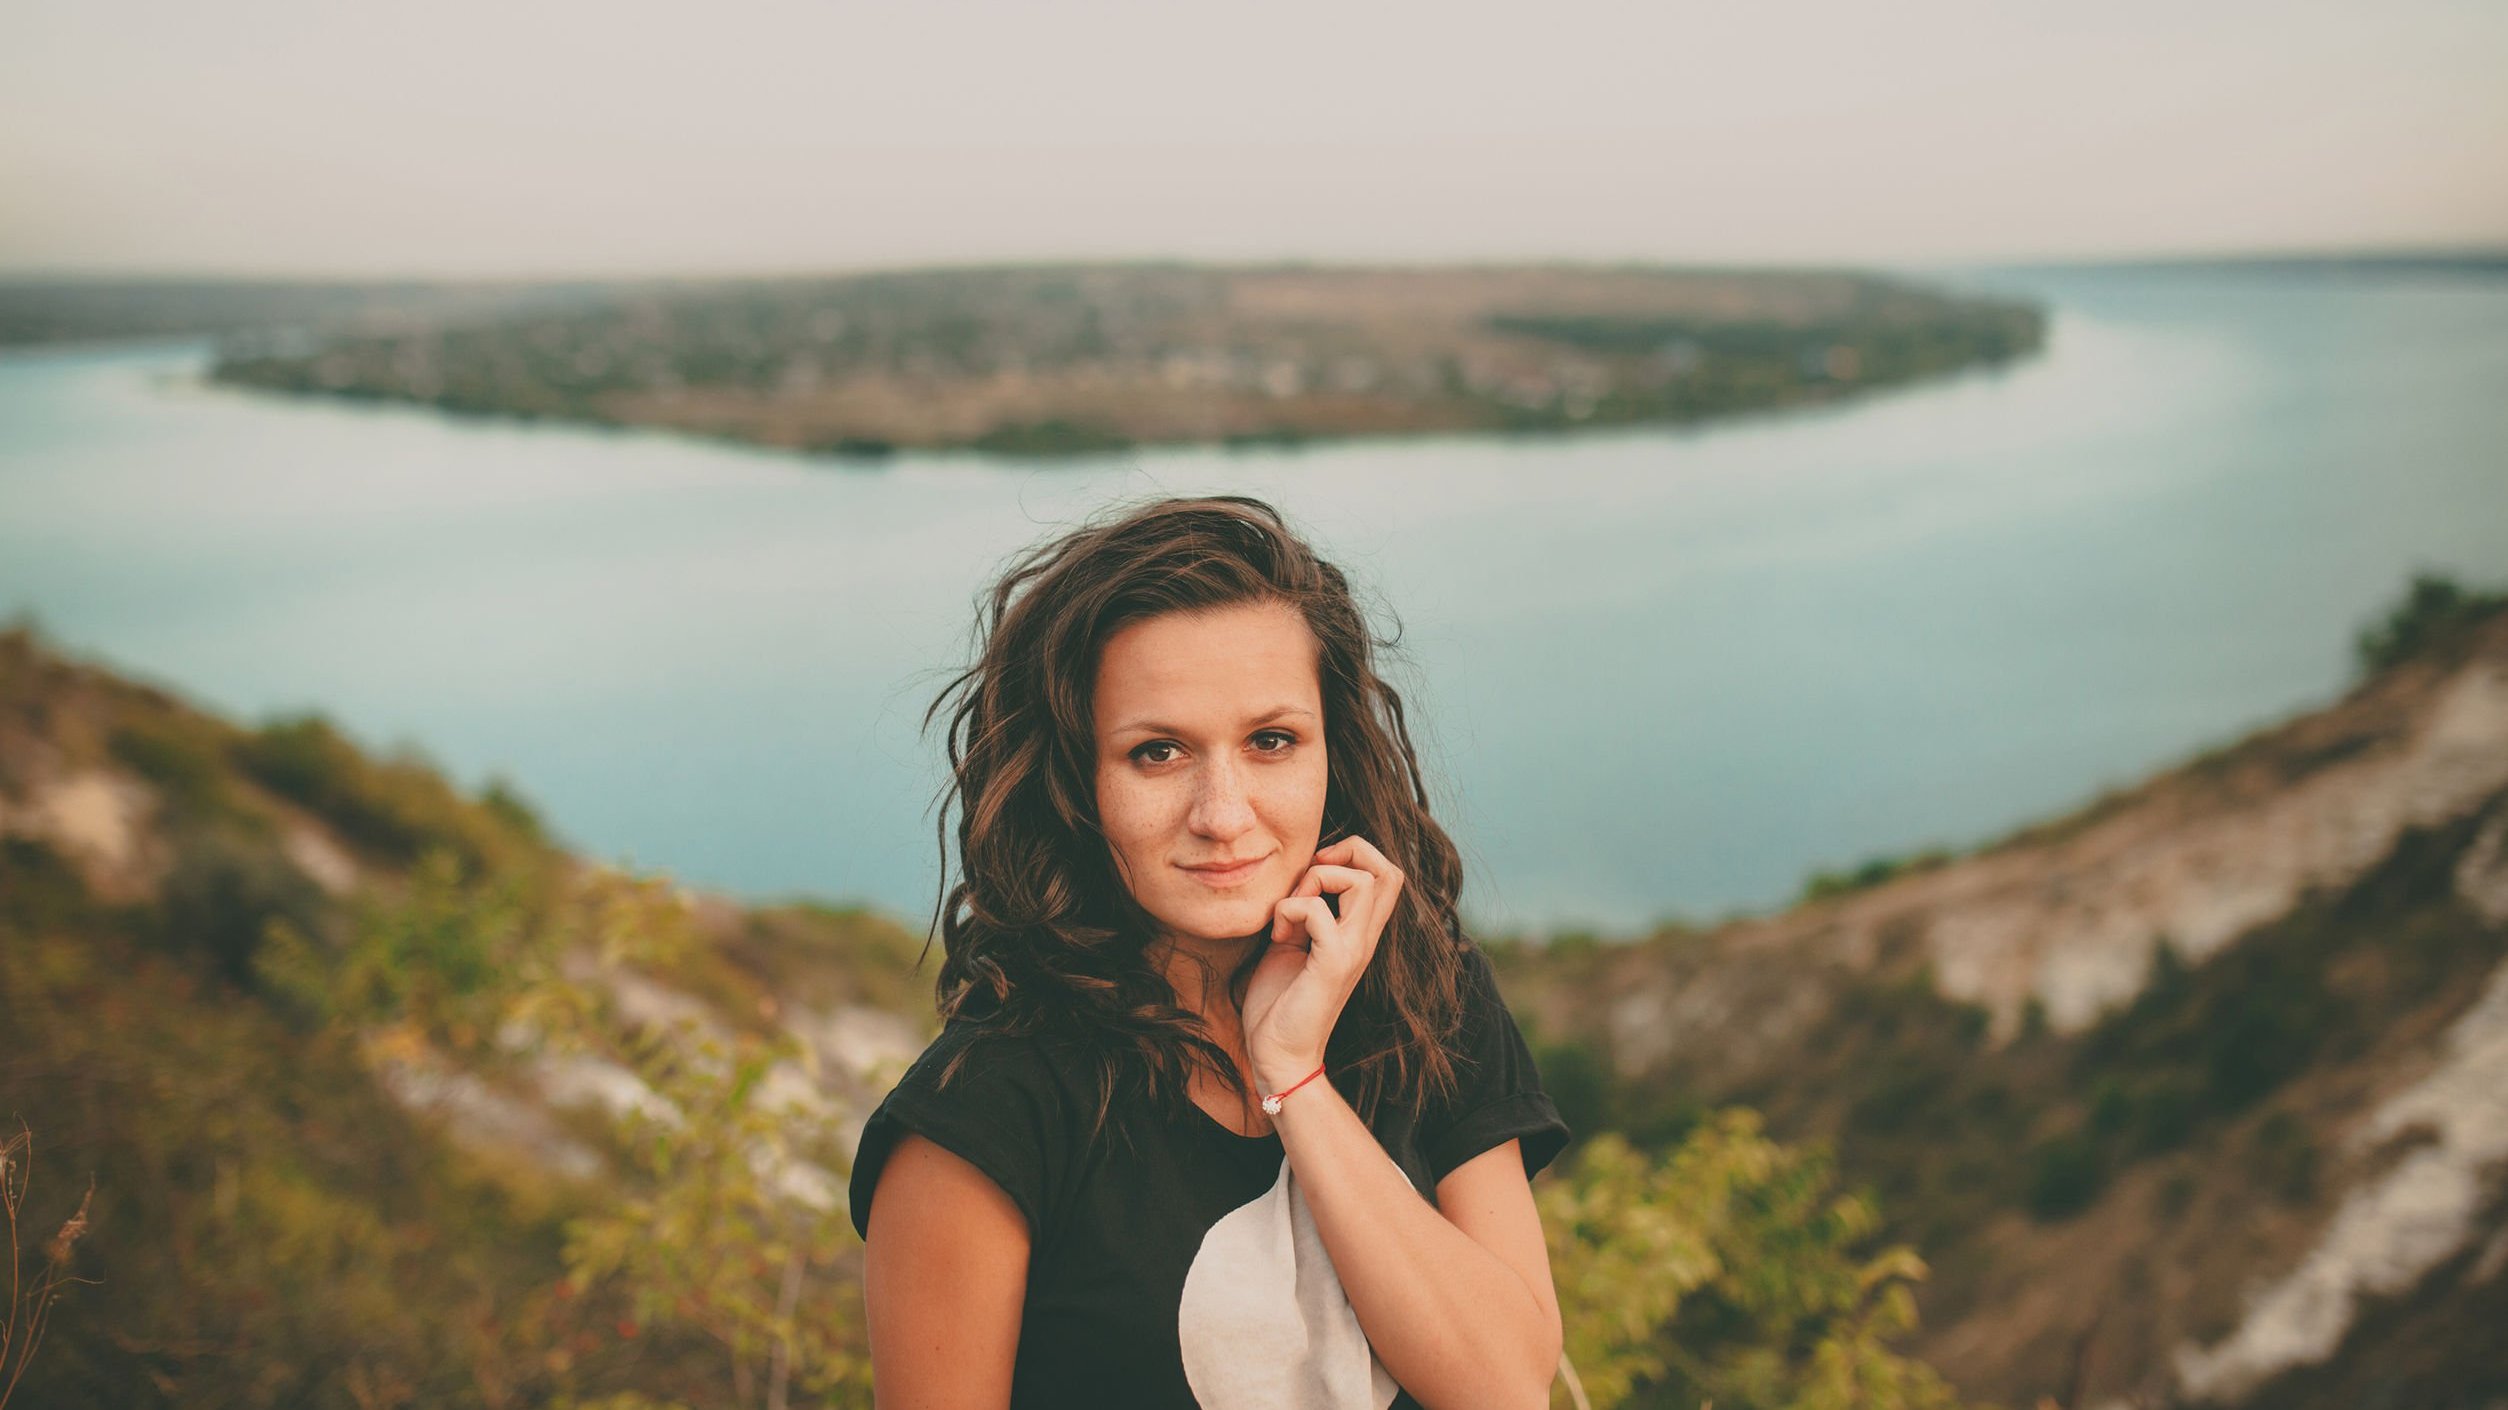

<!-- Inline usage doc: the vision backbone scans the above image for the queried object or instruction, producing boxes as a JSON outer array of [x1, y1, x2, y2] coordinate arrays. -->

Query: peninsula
[[205, 264, 2045, 457]]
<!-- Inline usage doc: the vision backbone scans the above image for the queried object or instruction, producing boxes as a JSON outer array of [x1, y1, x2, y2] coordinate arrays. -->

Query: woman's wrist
[[1252, 1052, 1324, 1098]]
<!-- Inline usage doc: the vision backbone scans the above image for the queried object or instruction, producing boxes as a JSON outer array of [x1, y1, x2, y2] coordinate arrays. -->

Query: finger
[[1292, 863, 1373, 899], [1336, 837, 1404, 934], [1315, 836, 1405, 894], [1287, 894, 1370, 980], [1311, 842, 1401, 936], [1271, 895, 1338, 953]]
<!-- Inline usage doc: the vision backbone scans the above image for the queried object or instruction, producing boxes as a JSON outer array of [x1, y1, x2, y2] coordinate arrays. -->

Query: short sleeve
[[847, 1022, 1071, 1244], [1417, 935, 1572, 1187]]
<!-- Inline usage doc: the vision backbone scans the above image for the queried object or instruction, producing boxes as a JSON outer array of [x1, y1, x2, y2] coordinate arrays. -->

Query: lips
[[1180, 854, 1270, 887]]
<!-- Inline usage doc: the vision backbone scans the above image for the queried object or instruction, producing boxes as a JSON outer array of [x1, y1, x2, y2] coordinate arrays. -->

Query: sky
[[3, 0, 2504, 278]]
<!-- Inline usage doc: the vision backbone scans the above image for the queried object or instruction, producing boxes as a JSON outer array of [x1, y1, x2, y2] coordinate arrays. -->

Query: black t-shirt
[[847, 938, 1571, 1409]]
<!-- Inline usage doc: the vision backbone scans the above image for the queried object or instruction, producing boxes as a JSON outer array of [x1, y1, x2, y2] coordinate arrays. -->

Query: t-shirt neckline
[[1186, 1093, 1282, 1144]]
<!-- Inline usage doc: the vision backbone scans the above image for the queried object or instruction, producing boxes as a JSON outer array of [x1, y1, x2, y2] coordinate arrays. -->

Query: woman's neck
[[1150, 928, 1275, 1130], [1149, 929, 1263, 1032]]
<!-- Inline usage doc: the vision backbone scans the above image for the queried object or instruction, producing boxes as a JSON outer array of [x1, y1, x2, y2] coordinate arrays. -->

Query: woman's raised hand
[[1242, 835, 1403, 1095]]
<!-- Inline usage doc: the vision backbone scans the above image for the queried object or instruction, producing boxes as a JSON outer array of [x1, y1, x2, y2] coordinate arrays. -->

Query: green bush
[[0, 836, 97, 934], [232, 713, 540, 873], [2, 901, 616, 1408], [256, 855, 875, 1407], [2353, 572, 2508, 677], [1541, 1114, 1971, 1410], [155, 824, 332, 989], [2075, 937, 2341, 1129], [479, 775, 551, 845], [2087, 1074, 2200, 1157], [109, 717, 243, 826], [258, 848, 544, 1048], [1800, 848, 1954, 904]]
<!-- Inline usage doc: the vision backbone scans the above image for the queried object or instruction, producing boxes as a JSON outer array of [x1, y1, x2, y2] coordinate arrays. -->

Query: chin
[[1160, 893, 1280, 943]]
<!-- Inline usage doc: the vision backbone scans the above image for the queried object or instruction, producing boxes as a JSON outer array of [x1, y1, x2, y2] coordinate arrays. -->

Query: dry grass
[[1, 1121, 96, 1409]]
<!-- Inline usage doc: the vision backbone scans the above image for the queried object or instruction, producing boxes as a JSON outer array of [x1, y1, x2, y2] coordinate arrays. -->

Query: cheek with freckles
[[1087, 598, 1332, 942], [1096, 759, 1327, 943], [1097, 773, 1182, 893]]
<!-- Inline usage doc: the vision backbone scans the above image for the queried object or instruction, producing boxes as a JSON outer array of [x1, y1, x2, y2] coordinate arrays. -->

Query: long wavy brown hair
[[921, 494, 1469, 1141]]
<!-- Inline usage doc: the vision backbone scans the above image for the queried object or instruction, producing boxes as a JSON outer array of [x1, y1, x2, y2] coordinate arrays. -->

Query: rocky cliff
[[1494, 606, 2508, 1407]]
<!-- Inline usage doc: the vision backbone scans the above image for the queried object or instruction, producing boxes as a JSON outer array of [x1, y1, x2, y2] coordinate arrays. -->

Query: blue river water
[[4, 263, 2504, 934]]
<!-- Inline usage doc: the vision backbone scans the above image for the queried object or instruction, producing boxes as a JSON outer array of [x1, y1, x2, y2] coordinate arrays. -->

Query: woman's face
[[1092, 598, 1330, 948]]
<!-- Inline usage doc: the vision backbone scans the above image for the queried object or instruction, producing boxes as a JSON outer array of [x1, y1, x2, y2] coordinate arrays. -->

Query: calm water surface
[[4, 265, 2504, 933]]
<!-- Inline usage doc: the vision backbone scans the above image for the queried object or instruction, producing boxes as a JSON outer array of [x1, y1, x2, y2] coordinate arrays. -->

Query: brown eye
[[1250, 729, 1296, 753], [1130, 740, 1181, 765]]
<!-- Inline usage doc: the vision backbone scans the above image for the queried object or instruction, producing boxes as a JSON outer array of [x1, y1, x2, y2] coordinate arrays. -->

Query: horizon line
[[3, 239, 2505, 288]]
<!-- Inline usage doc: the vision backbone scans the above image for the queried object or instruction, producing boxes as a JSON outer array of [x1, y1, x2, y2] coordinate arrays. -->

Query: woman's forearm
[[1269, 1082, 1558, 1409]]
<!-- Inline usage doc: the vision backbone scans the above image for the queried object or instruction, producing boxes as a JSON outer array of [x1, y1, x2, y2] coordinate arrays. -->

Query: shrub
[[257, 848, 541, 1046], [232, 714, 532, 872], [1800, 848, 1954, 904], [155, 825, 331, 989], [108, 717, 241, 826], [2353, 572, 2508, 677], [1541, 1113, 1970, 1410], [479, 775, 551, 845], [258, 856, 875, 1406]]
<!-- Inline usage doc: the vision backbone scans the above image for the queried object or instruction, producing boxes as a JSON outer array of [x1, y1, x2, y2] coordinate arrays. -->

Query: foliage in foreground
[[13, 831, 1987, 1407], [1, 1121, 94, 1410], [1542, 1118, 1972, 1410], [268, 853, 872, 1410], [17, 836, 1979, 1408], [324, 857, 1972, 1410], [2, 841, 569, 1407]]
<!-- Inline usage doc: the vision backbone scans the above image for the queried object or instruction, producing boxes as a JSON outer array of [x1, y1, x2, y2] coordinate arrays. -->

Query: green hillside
[[6, 572, 2500, 1408], [0, 626, 927, 1406], [0, 622, 1964, 1409]]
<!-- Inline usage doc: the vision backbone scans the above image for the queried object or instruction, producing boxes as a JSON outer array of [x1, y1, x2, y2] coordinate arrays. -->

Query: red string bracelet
[[1258, 1063, 1328, 1116]]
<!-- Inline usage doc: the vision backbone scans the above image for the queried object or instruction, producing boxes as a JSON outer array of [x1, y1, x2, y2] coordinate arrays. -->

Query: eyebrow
[[1105, 704, 1318, 737]]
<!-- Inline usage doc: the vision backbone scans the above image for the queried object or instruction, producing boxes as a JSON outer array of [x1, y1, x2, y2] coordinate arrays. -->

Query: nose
[[1187, 756, 1258, 842]]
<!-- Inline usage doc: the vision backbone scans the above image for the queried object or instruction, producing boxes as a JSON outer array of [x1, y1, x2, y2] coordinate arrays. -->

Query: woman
[[848, 495, 1570, 1409]]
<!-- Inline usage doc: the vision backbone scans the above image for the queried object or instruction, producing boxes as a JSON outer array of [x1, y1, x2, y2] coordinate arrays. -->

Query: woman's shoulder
[[1413, 922, 1572, 1183], [1437, 918, 1515, 1034], [847, 1015, 1099, 1241], [882, 1014, 1093, 1114]]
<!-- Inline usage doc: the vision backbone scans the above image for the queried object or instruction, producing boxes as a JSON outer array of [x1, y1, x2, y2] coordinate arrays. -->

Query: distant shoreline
[[1947, 247, 2508, 279], [175, 262, 2047, 461]]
